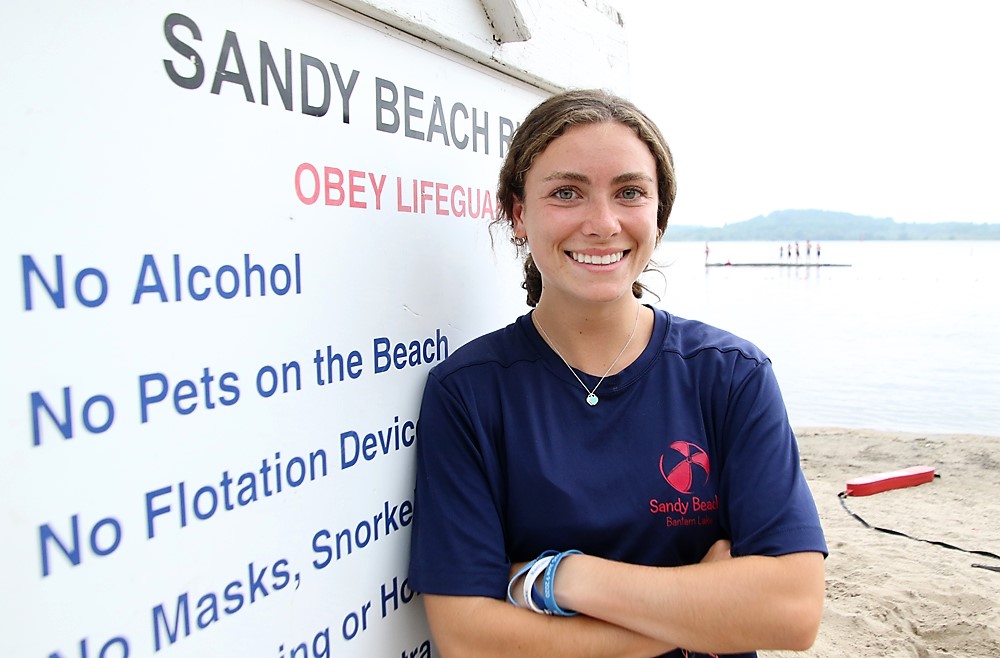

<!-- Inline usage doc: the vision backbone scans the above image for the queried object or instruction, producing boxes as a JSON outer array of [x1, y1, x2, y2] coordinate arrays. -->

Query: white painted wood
[[481, 0, 533, 43], [326, 0, 629, 93]]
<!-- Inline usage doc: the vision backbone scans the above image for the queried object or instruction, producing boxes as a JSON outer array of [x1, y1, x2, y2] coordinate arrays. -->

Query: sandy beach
[[760, 428, 1000, 658]]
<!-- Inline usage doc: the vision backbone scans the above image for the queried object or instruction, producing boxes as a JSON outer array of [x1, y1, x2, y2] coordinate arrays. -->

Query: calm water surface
[[652, 240, 1000, 437]]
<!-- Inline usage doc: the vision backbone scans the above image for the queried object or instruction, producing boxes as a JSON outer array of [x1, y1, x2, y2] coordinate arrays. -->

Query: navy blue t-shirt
[[409, 307, 827, 658]]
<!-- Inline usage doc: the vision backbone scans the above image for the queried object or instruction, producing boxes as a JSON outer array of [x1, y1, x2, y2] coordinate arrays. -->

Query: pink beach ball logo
[[659, 441, 711, 494]]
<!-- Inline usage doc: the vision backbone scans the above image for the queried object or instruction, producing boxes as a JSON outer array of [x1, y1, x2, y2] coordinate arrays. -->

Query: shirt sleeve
[[717, 359, 828, 558], [407, 370, 511, 598]]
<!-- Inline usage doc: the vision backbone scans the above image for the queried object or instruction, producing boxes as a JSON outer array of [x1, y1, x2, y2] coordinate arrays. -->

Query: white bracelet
[[522, 555, 555, 614]]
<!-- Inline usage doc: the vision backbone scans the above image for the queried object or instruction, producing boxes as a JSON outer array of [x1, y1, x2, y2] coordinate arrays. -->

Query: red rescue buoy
[[844, 465, 936, 496]]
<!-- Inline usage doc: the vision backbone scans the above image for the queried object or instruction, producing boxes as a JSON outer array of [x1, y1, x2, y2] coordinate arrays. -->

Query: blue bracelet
[[541, 550, 582, 616], [508, 549, 584, 616], [507, 550, 558, 608]]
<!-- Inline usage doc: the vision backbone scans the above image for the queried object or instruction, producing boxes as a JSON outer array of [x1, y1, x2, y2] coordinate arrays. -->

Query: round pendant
[[586, 393, 599, 406]]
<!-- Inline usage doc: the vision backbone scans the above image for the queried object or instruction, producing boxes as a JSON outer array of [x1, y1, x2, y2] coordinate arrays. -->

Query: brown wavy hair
[[491, 88, 677, 307]]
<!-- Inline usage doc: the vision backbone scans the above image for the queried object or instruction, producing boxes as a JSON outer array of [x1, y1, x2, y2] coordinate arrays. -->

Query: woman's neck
[[532, 298, 652, 376]]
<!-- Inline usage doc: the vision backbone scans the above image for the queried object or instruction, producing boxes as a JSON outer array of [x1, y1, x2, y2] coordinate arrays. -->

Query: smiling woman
[[407, 89, 828, 658]]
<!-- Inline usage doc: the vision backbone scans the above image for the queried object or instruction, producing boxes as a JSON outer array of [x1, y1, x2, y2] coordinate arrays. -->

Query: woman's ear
[[511, 197, 526, 240]]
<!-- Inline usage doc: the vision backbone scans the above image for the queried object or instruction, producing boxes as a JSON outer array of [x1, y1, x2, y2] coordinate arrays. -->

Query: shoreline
[[761, 427, 1000, 658]]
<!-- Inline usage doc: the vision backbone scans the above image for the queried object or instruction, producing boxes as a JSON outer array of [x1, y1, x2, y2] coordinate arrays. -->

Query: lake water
[[650, 240, 1000, 437]]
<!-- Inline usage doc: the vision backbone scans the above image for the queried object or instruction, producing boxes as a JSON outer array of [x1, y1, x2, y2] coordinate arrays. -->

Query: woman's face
[[512, 121, 660, 309]]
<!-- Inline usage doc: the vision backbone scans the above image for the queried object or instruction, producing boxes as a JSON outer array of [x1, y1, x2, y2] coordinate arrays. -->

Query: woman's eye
[[620, 187, 644, 200], [554, 188, 577, 200]]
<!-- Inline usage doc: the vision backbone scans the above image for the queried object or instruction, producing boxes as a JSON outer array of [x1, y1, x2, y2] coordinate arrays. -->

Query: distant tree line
[[665, 209, 1000, 241]]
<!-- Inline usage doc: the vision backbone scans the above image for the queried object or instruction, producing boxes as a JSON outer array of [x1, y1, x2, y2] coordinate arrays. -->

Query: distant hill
[[665, 209, 1000, 241]]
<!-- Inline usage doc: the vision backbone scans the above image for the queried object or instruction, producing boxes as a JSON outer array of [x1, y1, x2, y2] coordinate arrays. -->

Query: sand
[[760, 428, 1000, 658]]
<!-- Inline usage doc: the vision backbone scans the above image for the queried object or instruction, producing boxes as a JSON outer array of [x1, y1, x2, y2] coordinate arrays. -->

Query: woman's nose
[[583, 197, 621, 238]]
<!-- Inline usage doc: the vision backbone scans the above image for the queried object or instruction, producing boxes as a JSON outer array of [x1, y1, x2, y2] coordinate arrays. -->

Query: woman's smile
[[567, 250, 628, 266]]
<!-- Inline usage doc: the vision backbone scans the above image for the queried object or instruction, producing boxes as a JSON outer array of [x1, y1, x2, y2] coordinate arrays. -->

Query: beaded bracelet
[[506, 549, 582, 617]]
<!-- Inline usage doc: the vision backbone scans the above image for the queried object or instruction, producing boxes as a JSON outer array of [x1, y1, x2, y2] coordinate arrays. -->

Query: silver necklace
[[534, 305, 641, 406]]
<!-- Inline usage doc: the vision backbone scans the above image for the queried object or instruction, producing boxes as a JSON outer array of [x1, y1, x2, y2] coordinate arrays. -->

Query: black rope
[[837, 486, 1000, 568], [972, 563, 1000, 573]]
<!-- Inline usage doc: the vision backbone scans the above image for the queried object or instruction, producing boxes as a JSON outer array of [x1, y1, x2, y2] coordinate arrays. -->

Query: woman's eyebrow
[[541, 170, 589, 183], [540, 171, 653, 184], [612, 172, 655, 184]]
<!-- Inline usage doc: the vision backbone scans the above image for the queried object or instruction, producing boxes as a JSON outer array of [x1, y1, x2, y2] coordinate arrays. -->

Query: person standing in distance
[[408, 89, 827, 658]]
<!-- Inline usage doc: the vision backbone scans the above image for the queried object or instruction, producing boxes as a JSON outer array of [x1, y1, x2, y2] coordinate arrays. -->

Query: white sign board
[[1, 1, 546, 655]]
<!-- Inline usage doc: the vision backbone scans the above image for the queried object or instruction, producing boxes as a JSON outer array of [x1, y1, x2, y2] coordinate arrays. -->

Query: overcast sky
[[613, 0, 1000, 227]]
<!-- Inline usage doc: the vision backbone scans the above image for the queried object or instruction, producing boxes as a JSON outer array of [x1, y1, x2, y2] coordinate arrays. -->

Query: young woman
[[408, 89, 826, 658]]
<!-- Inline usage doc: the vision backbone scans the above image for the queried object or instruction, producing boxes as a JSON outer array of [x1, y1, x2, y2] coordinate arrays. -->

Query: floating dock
[[705, 262, 851, 268]]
